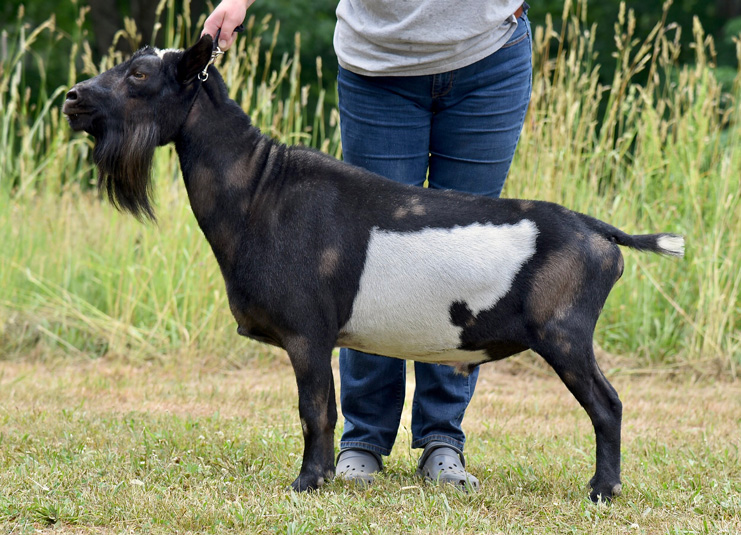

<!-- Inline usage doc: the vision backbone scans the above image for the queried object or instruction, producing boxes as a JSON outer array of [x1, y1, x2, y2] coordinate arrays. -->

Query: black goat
[[63, 35, 684, 502]]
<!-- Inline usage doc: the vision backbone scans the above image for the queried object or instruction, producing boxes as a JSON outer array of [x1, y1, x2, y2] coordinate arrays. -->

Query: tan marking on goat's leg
[[562, 371, 579, 388], [285, 335, 312, 373], [528, 250, 586, 325], [588, 234, 619, 272], [554, 329, 573, 355]]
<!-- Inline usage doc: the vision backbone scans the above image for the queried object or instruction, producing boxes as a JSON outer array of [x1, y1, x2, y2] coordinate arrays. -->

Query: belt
[[513, 3, 525, 19]]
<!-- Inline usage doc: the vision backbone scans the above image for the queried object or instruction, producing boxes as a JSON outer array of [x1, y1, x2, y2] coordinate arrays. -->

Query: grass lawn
[[1, 352, 738, 534]]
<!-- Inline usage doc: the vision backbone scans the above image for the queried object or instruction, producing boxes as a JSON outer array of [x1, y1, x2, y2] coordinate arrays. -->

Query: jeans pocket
[[500, 17, 530, 49]]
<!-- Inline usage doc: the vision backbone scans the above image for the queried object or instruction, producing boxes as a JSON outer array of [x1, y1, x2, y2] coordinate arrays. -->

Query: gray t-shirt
[[334, 0, 523, 76]]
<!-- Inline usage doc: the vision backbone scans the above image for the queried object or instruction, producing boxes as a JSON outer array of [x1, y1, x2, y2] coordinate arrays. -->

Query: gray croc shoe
[[416, 441, 480, 492], [335, 449, 382, 486]]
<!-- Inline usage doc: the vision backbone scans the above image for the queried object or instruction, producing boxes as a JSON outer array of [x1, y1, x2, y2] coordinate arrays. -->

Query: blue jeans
[[338, 12, 532, 457]]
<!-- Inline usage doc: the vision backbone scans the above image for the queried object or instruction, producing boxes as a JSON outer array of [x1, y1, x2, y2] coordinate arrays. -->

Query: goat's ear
[[177, 35, 213, 84]]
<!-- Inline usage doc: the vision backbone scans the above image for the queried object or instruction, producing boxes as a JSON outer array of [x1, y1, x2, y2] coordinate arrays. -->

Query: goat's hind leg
[[284, 336, 338, 492], [534, 336, 623, 502]]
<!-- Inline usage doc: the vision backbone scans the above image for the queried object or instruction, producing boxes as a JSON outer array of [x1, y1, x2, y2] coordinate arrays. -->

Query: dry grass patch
[[1, 355, 739, 533]]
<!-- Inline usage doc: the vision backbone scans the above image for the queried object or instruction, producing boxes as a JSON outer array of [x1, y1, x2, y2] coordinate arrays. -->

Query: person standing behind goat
[[204, 0, 532, 490]]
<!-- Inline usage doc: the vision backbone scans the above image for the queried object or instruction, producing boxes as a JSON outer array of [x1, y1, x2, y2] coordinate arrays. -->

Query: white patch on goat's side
[[154, 48, 180, 60], [338, 220, 538, 363], [657, 235, 685, 257]]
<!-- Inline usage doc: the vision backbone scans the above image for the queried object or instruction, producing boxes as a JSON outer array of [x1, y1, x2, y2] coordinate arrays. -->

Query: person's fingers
[[201, 2, 247, 50], [217, 26, 236, 50], [202, 11, 225, 41]]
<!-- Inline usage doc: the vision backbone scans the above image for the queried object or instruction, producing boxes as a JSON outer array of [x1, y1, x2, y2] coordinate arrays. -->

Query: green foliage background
[[0, 0, 739, 374], [3, 0, 741, 111]]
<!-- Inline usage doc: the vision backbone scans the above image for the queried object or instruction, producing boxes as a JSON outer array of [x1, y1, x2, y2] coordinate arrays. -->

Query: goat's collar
[[186, 80, 203, 116]]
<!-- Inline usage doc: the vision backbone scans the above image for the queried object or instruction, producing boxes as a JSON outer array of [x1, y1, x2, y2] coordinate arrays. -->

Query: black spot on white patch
[[450, 301, 476, 328]]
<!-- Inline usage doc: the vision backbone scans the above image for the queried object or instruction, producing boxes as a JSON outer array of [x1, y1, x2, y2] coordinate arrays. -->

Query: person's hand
[[202, 0, 254, 50]]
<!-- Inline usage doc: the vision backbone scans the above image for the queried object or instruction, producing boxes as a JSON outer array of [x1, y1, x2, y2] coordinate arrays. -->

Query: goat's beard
[[93, 119, 160, 221]]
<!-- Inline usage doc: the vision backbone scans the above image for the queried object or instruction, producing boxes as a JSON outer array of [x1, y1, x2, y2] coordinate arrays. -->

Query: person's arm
[[202, 0, 255, 50]]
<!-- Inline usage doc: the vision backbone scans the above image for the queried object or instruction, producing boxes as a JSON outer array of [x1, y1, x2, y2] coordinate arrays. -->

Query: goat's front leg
[[284, 337, 337, 491]]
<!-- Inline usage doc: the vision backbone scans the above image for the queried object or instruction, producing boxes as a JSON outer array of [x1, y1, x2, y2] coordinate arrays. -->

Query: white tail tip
[[657, 235, 685, 257]]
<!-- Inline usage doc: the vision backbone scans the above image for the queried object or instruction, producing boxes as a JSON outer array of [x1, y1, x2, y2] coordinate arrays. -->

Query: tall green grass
[[514, 0, 740, 374], [0, 0, 738, 376]]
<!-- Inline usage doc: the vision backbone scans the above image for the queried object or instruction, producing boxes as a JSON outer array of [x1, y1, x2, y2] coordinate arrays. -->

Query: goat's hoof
[[290, 473, 328, 492], [589, 482, 622, 503]]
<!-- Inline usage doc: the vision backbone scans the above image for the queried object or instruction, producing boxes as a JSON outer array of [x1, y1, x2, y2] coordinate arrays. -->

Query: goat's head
[[63, 35, 215, 220]]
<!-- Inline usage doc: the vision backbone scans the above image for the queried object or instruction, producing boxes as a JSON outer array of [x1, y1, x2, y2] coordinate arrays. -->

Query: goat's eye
[[132, 71, 147, 80]]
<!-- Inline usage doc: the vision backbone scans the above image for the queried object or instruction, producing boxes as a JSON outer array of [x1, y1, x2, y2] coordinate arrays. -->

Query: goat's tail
[[578, 213, 685, 257]]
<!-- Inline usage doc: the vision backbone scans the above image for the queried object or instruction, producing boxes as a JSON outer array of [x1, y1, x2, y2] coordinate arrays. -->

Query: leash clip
[[198, 47, 224, 82], [198, 24, 244, 82]]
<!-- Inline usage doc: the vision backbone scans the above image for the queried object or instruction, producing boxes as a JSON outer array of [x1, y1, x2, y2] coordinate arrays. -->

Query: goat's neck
[[174, 82, 281, 268]]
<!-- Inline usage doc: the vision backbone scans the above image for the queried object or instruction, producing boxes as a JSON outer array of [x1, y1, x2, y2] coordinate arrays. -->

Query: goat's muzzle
[[63, 86, 96, 133]]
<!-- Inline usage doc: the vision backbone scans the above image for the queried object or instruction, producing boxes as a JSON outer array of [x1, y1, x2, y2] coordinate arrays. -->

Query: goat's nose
[[66, 88, 78, 101]]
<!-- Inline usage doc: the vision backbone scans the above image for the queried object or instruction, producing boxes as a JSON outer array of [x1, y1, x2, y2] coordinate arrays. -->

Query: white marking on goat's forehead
[[154, 48, 181, 60], [339, 220, 538, 362]]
